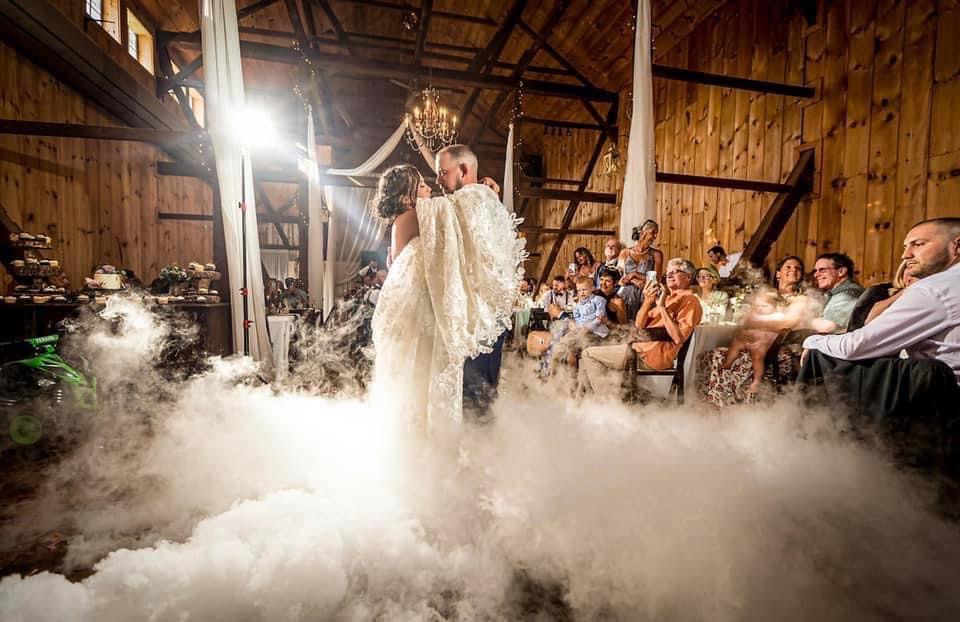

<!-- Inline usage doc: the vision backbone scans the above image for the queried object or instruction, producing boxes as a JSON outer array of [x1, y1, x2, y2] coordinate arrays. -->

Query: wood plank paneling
[[614, 0, 959, 286], [0, 40, 212, 288]]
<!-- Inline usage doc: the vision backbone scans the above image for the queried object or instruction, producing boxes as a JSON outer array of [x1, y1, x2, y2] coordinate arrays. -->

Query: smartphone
[[568, 262, 577, 275], [645, 270, 658, 283]]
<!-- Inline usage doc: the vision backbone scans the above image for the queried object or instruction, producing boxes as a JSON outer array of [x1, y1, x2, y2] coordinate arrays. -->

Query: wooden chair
[[631, 337, 693, 405]]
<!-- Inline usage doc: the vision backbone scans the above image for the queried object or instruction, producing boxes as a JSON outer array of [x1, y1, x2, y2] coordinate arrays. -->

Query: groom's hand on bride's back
[[480, 177, 501, 195]]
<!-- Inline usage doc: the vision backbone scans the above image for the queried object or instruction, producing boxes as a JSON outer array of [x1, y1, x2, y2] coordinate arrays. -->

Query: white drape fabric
[[325, 123, 407, 177], [319, 185, 383, 318], [200, 0, 271, 365], [619, 0, 657, 238], [502, 122, 515, 213], [261, 249, 297, 280], [305, 108, 326, 311]]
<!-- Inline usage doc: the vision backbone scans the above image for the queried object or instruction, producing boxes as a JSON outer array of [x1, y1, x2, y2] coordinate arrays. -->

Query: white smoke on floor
[[2, 299, 960, 621]]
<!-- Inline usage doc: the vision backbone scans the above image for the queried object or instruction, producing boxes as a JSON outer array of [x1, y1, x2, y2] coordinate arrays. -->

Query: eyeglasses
[[813, 266, 837, 274]]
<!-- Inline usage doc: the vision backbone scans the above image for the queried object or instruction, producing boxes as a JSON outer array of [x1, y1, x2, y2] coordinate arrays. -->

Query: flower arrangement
[[159, 264, 189, 283]]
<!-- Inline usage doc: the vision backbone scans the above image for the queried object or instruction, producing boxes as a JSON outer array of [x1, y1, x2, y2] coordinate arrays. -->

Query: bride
[[369, 164, 523, 435]]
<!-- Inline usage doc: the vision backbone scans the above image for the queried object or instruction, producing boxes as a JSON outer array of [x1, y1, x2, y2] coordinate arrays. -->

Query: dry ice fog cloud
[[2, 297, 959, 621]]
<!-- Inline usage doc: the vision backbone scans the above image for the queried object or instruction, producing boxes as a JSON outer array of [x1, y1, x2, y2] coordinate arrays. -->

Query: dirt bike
[[0, 334, 96, 464]]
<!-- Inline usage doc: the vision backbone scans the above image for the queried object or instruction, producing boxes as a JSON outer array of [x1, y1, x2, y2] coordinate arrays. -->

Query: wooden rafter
[[469, 0, 570, 145], [255, 185, 293, 246], [458, 0, 529, 129], [413, 0, 433, 65], [538, 103, 618, 285], [520, 226, 614, 236], [333, 0, 497, 26], [239, 0, 283, 20]]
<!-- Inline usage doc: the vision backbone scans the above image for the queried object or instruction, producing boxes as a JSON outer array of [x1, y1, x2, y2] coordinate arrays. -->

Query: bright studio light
[[231, 105, 279, 151]]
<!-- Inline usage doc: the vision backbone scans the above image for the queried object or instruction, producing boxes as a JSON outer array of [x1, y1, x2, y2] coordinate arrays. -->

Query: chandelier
[[404, 87, 458, 152]]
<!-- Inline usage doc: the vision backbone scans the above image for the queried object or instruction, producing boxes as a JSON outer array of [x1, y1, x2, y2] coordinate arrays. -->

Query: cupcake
[[198, 288, 209, 294], [33, 295, 49, 304], [189, 262, 204, 272], [18, 295, 31, 303], [13, 285, 27, 292], [3, 296, 15, 304], [25, 257, 38, 265], [49, 260, 59, 268], [204, 263, 216, 271], [196, 296, 207, 303], [52, 296, 67, 303], [18, 232, 33, 240], [11, 260, 24, 268], [157, 296, 169, 305], [76, 294, 90, 303], [94, 296, 107, 305]]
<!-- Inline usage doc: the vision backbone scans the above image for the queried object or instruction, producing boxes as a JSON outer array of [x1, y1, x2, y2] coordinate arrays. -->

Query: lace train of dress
[[370, 185, 525, 433]]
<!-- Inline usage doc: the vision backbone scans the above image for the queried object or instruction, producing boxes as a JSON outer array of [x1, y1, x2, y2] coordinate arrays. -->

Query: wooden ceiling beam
[[655, 171, 795, 194], [255, 185, 293, 246], [0, 0, 200, 165], [517, 19, 594, 87], [517, 187, 617, 204], [517, 116, 609, 131], [239, 0, 284, 21], [0, 119, 205, 145], [468, 0, 570, 145], [520, 226, 615, 236], [652, 64, 816, 98], [458, 0, 529, 127], [332, 0, 497, 26], [413, 0, 432, 65]]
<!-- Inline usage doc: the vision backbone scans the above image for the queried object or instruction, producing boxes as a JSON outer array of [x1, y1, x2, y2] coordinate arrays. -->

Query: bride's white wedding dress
[[370, 185, 525, 433]]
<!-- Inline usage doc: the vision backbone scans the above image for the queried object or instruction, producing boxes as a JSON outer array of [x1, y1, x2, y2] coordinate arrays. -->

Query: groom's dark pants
[[463, 332, 506, 418]]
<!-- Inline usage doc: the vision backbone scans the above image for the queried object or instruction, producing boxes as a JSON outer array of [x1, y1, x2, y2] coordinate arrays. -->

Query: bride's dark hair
[[375, 164, 421, 219]]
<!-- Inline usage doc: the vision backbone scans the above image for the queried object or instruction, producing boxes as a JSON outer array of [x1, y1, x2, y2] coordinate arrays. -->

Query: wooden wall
[[524, 0, 959, 286], [652, 0, 959, 283], [0, 36, 213, 290]]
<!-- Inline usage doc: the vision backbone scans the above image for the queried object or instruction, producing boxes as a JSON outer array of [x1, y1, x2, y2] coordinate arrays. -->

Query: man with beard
[[435, 144, 514, 418], [800, 219, 960, 457]]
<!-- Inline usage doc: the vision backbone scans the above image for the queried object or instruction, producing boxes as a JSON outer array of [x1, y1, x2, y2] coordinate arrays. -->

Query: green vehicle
[[0, 334, 96, 463]]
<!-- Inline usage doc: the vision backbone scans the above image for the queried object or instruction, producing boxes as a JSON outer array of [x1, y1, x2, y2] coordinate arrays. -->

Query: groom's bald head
[[436, 144, 478, 193]]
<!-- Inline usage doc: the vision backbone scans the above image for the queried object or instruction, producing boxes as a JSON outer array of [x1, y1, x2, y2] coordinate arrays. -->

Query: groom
[[435, 144, 508, 418]]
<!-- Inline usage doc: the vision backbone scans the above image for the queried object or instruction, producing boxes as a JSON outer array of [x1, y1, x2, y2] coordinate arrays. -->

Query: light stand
[[240, 151, 251, 356]]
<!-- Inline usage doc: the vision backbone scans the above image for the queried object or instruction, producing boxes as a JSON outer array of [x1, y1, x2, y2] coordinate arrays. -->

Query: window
[[126, 9, 154, 74], [86, 0, 120, 42], [85, 0, 102, 21]]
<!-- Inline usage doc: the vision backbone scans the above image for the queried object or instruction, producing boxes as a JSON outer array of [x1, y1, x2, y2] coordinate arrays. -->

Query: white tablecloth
[[683, 324, 738, 397], [267, 314, 296, 380]]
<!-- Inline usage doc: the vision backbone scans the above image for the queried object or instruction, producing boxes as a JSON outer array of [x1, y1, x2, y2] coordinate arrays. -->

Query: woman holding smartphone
[[616, 219, 664, 319]]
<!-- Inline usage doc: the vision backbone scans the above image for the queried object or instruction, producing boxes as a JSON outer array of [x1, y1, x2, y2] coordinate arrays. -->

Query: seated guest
[[809, 252, 864, 333], [698, 256, 813, 408], [283, 279, 310, 309], [801, 218, 960, 386], [695, 266, 730, 323], [707, 245, 743, 278], [847, 260, 919, 330], [595, 267, 628, 326], [617, 219, 664, 319], [573, 246, 603, 282], [515, 276, 536, 309], [578, 258, 701, 397], [549, 276, 611, 370], [365, 270, 387, 306], [540, 275, 575, 318]]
